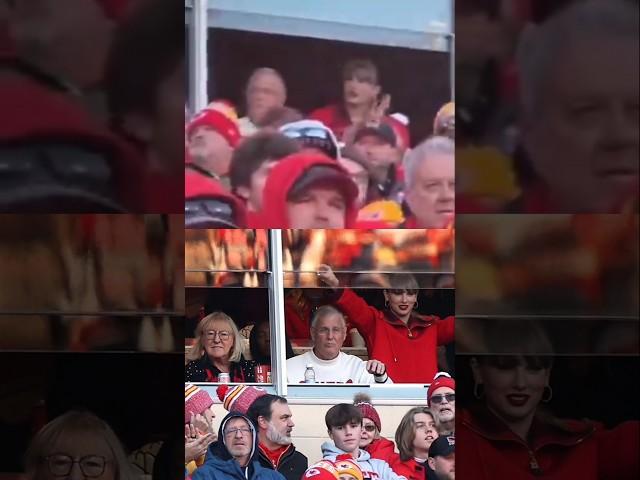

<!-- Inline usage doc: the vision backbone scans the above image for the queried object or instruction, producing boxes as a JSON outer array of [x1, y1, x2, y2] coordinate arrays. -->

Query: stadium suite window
[[186, 229, 453, 399]]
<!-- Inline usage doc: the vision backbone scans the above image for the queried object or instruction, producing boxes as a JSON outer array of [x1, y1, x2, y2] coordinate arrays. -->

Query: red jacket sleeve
[[335, 289, 380, 334], [437, 316, 455, 345], [597, 420, 640, 480]]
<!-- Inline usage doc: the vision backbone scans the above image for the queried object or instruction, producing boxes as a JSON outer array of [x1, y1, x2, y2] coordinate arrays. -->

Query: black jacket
[[257, 443, 308, 480]]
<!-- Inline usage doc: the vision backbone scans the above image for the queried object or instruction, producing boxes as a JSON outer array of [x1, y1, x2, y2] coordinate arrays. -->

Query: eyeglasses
[[314, 327, 345, 336], [282, 127, 330, 140], [363, 424, 377, 432], [45, 455, 107, 478], [205, 330, 231, 341], [224, 427, 252, 437], [431, 393, 455, 404]]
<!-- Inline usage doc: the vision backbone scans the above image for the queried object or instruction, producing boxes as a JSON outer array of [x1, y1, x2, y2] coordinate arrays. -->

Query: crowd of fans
[[185, 59, 455, 229], [184, 377, 457, 480]]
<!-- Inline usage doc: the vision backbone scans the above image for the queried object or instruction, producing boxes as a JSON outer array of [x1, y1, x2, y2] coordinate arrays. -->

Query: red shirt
[[259, 443, 291, 469], [334, 289, 454, 383]]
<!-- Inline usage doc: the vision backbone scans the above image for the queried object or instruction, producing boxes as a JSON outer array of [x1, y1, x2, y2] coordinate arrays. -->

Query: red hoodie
[[253, 152, 358, 228], [458, 407, 640, 480], [334, 289, 454, 383]]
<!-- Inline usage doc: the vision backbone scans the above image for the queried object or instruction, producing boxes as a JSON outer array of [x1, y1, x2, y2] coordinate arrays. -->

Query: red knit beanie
[[185, 383, 214, 423], [216, 384, 267, 415], [353, 393, 381, 431], [187, 100, 241, 148], [427, 372, 456, 407]]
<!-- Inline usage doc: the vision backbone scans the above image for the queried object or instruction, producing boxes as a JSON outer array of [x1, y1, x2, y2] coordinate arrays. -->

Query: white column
[[187, 0, 209, 114], [267, 230, 288, 397]]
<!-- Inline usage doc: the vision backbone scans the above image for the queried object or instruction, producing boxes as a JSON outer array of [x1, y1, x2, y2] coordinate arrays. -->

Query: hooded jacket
[[321, 442, 407, 480], [253, 153, 358, 228], [1, 26, 148, 212], [256, 443, 308, 480], [333, 289, 454, 383], [193, 412, 285, 480], [458, 406, 640, 480], [365, 437, 396, 465]]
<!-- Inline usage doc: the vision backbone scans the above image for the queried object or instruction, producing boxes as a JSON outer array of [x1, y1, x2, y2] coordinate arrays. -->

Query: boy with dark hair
[[228, 131, 300, 218], [246, 395, 308, 480], [322, 404, 406, 480]]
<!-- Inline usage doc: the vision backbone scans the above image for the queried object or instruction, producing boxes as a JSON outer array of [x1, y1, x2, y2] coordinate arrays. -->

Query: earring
[[542, 385, 553, 403], [384, 300, 389, 308], [473, 382, 485, 399], [413, 301, 419, 310]]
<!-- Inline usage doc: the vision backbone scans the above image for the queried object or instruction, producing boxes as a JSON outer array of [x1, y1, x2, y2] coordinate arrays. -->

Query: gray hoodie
[[321, 442, 407, 480]]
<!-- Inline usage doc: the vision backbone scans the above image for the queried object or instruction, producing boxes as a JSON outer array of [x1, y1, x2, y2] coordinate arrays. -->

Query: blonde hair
[[187, 311, 243, 363], [24, 410, 135, 480]]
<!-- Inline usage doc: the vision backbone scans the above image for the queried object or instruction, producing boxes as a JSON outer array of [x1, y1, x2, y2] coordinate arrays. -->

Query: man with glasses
[[194, 412, 285, 480], [427, 373, 456, 436], [286, 305, 393, 384]]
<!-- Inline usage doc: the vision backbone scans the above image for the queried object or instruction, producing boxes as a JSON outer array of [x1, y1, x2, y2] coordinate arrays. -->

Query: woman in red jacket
[[388, 407, 439, 480], [353, 393, 396, 464], [317, 264, 454, 383], [458, 320, 640, 479]]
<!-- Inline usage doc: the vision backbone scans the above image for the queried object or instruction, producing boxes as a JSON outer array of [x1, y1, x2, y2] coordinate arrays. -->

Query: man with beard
[[427, 373, 455, 436], [246, 395, 307, 480]]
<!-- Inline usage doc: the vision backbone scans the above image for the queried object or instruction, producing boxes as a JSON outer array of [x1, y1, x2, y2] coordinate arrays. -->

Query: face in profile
[[188, 127, 233, 176]]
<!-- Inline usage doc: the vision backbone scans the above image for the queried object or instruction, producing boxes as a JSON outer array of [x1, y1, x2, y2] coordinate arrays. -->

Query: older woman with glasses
[[317, 264, 454, 383], [24, 410, 135, 480], [185, 311, 256, 383]]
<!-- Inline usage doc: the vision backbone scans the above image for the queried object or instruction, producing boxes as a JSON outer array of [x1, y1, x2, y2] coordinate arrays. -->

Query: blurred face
[[246, 72, 286, 124], [473, 357, 550, 426], [223, 417, 253, 462], [202, 319, 234, 361], [266, 401, 294, 446], [354, 135, 399, 179], [430, 387, 455, 424], [238, 160, 277, 212], [287, 187, 348, 228], [41, 430, 115, 480], [254, 322, 271, 358], [413, 412, 438, 454], [339, 158, 369, 207], [311, 313, 347, 360], [343, 74, 380, 107], [405, 152, 455, 228], [188, 127, 233, 176], [429, 453, 455, 480], [383, 289, 418, 320], [7, 0, 114, 88], [523, 36, 639, 212], [359, 418, 379, 448], [330, 421, 362, 454]]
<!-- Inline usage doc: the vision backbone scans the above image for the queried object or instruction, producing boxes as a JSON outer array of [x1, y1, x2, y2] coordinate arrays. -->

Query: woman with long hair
[[317, 264, 453, 383], [185, 311, 256, 382], [389, 407, 439, 480], [458, 319, 640, 479]]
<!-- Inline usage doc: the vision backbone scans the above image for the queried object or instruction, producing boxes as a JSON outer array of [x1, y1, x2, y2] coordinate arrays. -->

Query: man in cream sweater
[[286, 305, 393, 384]]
